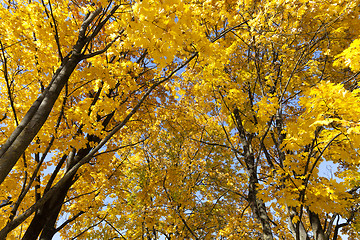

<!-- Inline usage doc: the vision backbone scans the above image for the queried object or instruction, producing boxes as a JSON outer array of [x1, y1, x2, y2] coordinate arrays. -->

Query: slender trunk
[[233, 108, 274, 240], [247, 155, 273, 240]]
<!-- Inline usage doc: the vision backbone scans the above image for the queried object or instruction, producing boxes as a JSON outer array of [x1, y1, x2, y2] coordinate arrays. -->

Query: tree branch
[[55, 211, 85, 233], [81, 32, 122, 60]]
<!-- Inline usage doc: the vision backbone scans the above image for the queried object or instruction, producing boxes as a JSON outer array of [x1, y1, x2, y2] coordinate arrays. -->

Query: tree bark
[[21, 171, 75, 240], [308, 209, 328, 240], [287, 206, 310, 240], [22, 124, 109, 240], [233, 108, 274, 240], [0, 7, 105, 185], [0, 54, 81, 185]]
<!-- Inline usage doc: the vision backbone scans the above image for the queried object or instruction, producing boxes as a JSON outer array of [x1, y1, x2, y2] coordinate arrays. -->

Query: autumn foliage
[[0, 0, 360, 239]]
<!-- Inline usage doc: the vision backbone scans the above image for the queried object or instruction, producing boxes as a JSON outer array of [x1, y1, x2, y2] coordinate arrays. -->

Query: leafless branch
[[93, 137, 149, 157], [211, 21, 249, 43], [104, 220, 127, 240], [82, 32, 122, 59], [70, 214, 108, 240], [55, 211, 85, 233]]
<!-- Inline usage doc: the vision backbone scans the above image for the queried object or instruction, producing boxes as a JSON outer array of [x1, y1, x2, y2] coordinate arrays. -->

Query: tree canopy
[[0, 0, 360, 239]]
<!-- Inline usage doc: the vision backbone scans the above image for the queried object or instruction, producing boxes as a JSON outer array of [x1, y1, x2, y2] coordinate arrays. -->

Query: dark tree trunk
[[233, 108, 274, 240], [22, 173, 75, 240]]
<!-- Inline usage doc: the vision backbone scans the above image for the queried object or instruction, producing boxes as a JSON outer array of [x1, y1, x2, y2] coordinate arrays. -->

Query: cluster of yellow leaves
[[1, 0, 360, 239]]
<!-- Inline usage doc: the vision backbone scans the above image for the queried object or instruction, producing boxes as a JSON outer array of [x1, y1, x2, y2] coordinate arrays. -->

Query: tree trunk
[[308, 209, 328, 240], [287, 206, 310, 240], [233, 108, 274, 240], [22, 131, 105, 240], [0, 54, 81, 185], [0, 7, 105, 185], [22, 172, 75, 240]]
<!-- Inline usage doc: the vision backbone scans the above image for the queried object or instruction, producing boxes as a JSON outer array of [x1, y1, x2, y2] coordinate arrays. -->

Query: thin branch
[[93, 137, 149, 157], [67, 79, 97, 97], [9, 148, 50, 222], [0, 40, 19, 126], [306, 132, 341, 184], [257, 116, 275, 169], [279, 49, 306, 103], [55, 211, 85, 233], [190, 138, 242, 155], [43, 154, 68, 194], [70, 214, 108, 240], [210, 21, 249, 43], [64, 188, 100, 204], [104, 220, 127, 240], [0, 53, 198, 237], [81, 32, 123, 60], [0, 199, 12, 209], [42, 0, 63, 60], [78, 8, 103, 40], [342, 71, 360, 86], [162, 173, 200, 240], [85, 5, 120, 45], [348, 186, 360, 195], [326, 214, 338, 236]]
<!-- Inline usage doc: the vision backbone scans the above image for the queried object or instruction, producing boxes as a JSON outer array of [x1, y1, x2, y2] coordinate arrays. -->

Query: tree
[[0, 0, 198, 239], [0, 0, 360, 239]]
